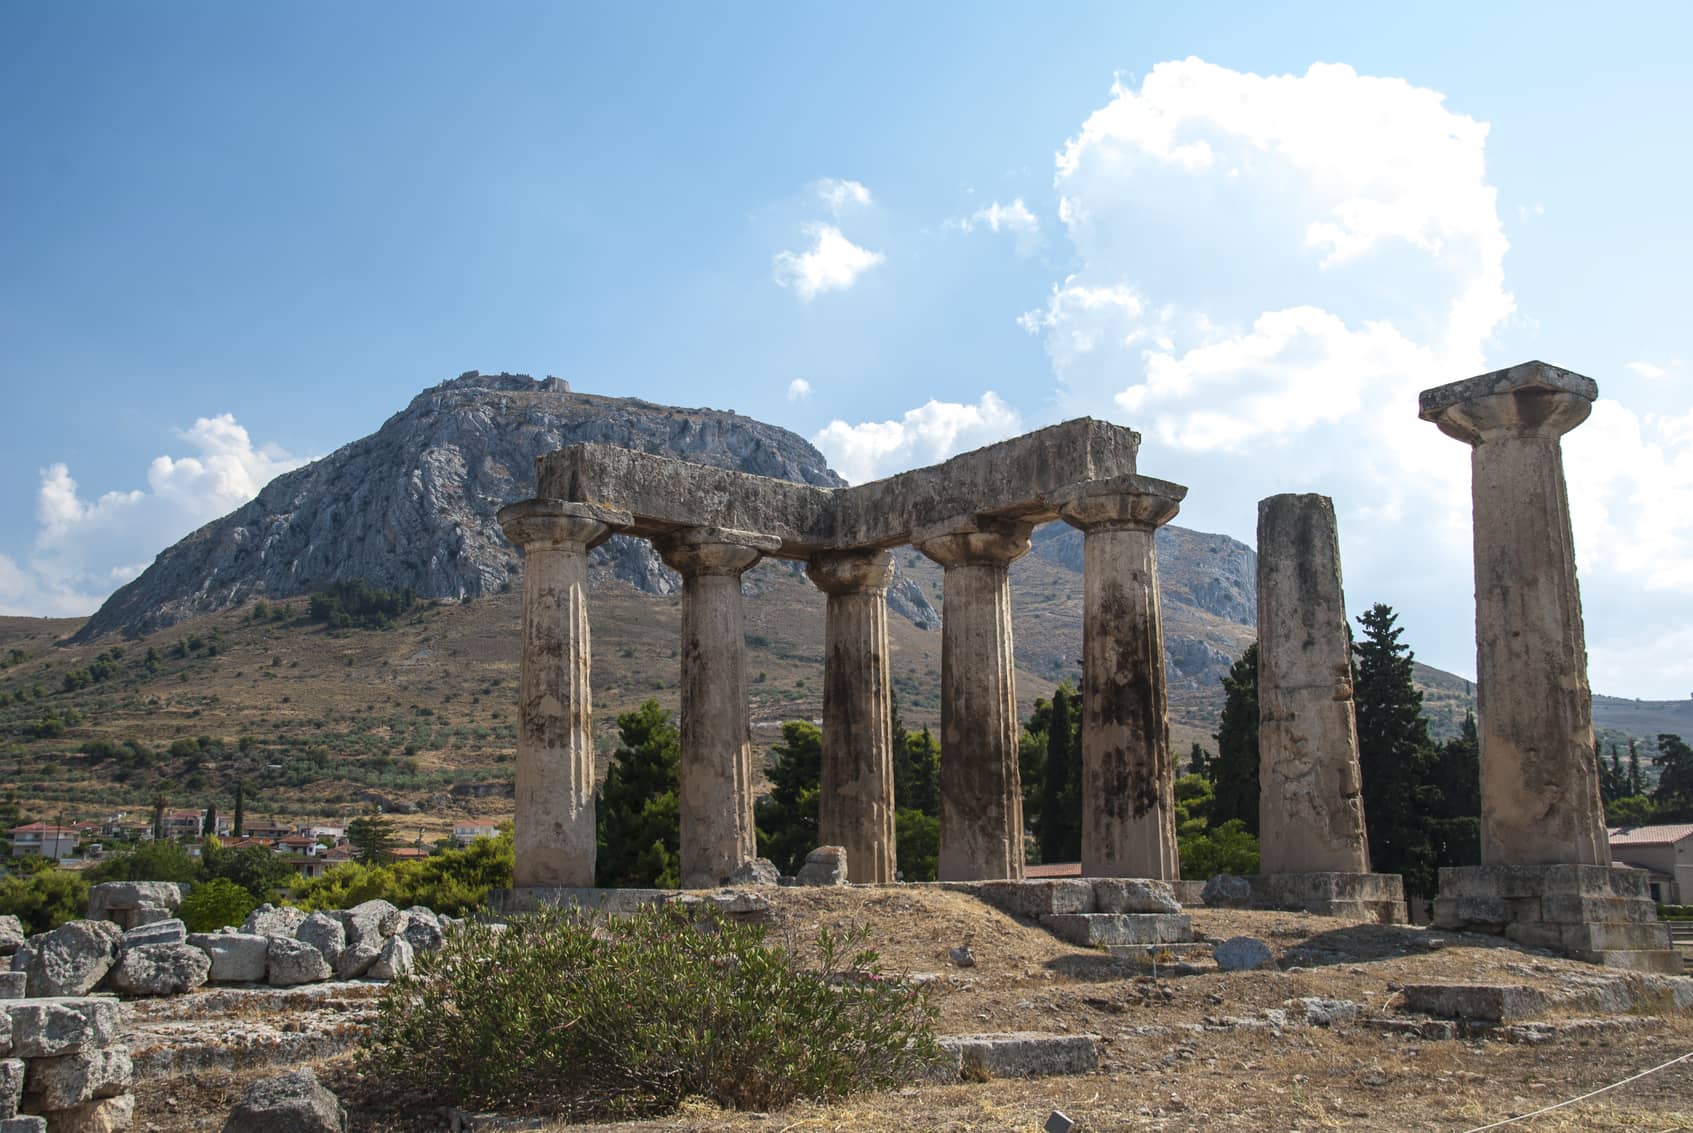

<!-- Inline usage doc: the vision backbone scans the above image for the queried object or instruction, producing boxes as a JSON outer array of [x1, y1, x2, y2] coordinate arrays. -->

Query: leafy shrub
[[180, 877, 258, 932], [85, 840, 201, 884], [293, 829, 513, 915], [1178, 817, 1261, 880], [0, 866, 89, 934], [360, 904, 937, 1119], [202, 842, 299, 902]]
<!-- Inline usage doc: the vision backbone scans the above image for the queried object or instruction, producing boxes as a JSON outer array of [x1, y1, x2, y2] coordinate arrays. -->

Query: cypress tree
[[595, 700, 682, 887], [1353, 603, 1438, 896], [232, 782, 245, 838], [1040, 685, 1078, 862], [755, 721, 822, 874], [1211, 643, 1260, 834]]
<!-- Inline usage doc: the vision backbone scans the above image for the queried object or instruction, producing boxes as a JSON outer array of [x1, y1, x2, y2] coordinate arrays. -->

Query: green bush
[[84, 840, 199, 884], [179, 877, 258, 932], [360, 903, 937, 1118], [1657, 905, 1693, 920], [1178, 818, 1261, 880], [293, 829, 513, 915], [0, 867, 89, 934]]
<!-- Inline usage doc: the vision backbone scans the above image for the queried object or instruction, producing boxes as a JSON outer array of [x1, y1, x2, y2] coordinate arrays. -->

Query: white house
[[1609, 824, 1693, 904], [10, 823, 79, 860]]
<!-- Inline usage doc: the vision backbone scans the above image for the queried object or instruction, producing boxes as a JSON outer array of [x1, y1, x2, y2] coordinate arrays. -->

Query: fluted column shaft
[[497, 499, 624, 888], [807, 550, 897, 883], [1420, 364, 1607, 866], [1058, 476, 1185, 880], [916, 521, 1032, 882], [1255, 493, 1371, 874], [657, 529, 777, 888]]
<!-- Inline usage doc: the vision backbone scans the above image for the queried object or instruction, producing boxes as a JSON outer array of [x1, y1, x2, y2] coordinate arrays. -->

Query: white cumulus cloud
[[952, 198, 1041, 255], [816, 178, 872, 215], [773, 223, 885, 301], [0, 414, 306, 617], [813, 392, 1022, 484], [787, 378, 812, 401]]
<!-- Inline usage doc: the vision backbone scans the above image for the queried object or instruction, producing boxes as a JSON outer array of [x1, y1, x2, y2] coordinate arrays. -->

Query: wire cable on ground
[[1457, 1047, 1693, 1132]]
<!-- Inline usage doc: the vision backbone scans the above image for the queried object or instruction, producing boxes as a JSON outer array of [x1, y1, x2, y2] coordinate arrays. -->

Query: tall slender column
[[1419, 362, 1607, 866], [1056, 476, 1186, 880], [497, 499, 628, 888], [806, 550, 897, 884], [1255, 493, 1371, 875], [656, 527, 780, 888], [914, 518, 1033, 882]]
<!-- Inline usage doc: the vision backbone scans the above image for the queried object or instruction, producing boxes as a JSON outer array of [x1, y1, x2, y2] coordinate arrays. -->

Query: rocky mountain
[[72, 370, 1260, 695]]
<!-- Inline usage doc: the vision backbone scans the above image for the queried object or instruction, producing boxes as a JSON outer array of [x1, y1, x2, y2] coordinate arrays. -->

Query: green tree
[[1653, 734, 1693, 818], [1424, 711, 1481, 870], [232, 782, 246, 838], [1039, 684, 1081, 864], [894, 810, 939, 882], [1607, 794, 1656, 826], [1186, 743, 1212, 777], [1599, 745, 1629, 805], [596, 700, 681, 888], [349, 813, 399, 864], [1178, 819, 1260, 880], [202, 841, 296, 902], [86, 839, 199, 884], [1353, 603, 1438, 897], [179, 877, 259, 932], [1629, 740, 1646, 797], [0, 867, 89, 934], [1172, 772, 1214, 838], [894, 727, 941, 818], [1210, 643, 1260, 834], [755, 721, 822, 875], [202, 804, 218, 838]]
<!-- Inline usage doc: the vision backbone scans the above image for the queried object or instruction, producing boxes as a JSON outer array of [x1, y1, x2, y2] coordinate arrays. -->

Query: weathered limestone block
[[497, 499, 628, 889], [0, 974, 24, 1001], [1092, 878, 1181, 914], [974, 880, 1097, 919], [1040, 913, 1192, 947], [0, 919, 23, 958], [725, 859, 780, 887], [188, 933, 269, 983], [1057, 475, 1186, 880], [105, 943, 209, 996], [1247, 872, 1406, 924], [795, 846, 848, 886], [333, 942, 380, 981], [23, 1047, 131, 1111], [656, 528, 779, 889], [340, 899, 405, 946], [1201, 875, 1252, 907], [1399, 983, 1547, 1023], [1254, 494, 1371, 875], [295, 913, 346, 969], [242, 905, 307, 940], [370, 935, 413, 980], [41, 1094, 133, 1133], [20, 922, 122, 998], [916, 518, 1032, 882], [4, 999, 121, 1059], [936, 1032, 1100, 1080], [119, 919, 186, 949], [0, 1058, 18, 1121], [220, 1067, 347, 1133], [1214, 937, 1276, 972], [86, 881, 184, 923], [1419, 361, 1607, 866], [266, 938, 331, 987], [399, 909, 444, 954], [807, 549, 897, 884]]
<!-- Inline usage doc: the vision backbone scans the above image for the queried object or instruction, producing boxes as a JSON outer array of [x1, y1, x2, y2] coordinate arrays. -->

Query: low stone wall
[[0, 990, 133, 1132]]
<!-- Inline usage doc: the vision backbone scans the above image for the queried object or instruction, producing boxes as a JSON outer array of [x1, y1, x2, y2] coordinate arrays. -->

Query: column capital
[[912, 516, 1033, 568], [806, 549, 894, 596], [654, 526, 781, 577], [1419, 361, 1597, 447], [498, 498, 631, 551], [1055, 474, 1187, 533]]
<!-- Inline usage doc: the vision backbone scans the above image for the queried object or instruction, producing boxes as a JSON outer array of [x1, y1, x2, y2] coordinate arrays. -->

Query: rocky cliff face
[[72, 372, 1261, 694], [74, 372, 848, 641]]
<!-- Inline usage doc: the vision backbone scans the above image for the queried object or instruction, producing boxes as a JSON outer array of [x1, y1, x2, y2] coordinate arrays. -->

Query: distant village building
[[1609, 824, 1693, 904], [9, 823, 79, 860], [453, 824, 498, 847]]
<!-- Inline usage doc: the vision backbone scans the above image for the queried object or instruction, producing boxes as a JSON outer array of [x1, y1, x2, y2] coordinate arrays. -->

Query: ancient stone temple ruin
[[496, 419, 1188, 893]]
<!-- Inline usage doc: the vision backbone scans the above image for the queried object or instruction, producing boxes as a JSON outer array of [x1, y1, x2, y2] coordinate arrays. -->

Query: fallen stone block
[[975, 880, 1097, 918], [340, 900, 405, 947], [106, 943, 210, 997], [19, 922, 122, 998], [0, 1058, 20, 1120], [1041, 913, 1191, 947], [23, 1047, 132, 1110], [0, 974, 24, 1001], [4, 999, 121, 1059], [1092, 879, 1180, 915], [1398, 983, 1547, 1023], [0, 919, 23, 959], [40, 1092, 133, 1133], [295, 913, 347, 969], [1201, 875, 1252, 907], [87, 881, 185, 920], [221, 1067, 347, 1133], [400, 908, 444, 954], [119, 919, 186, 949], [189, 933, 269, 983], [1287, 997, 1364, 1026], [243, 905, 307, 940], [1214, 937, 1276, 972], [266, 939, 331, 987], [796, 845, 848, 886], [725, 858, 780, 886], [333, 941, 380, 981], [370, 935, 413, 980], [937, 1032, 1099, 1080]]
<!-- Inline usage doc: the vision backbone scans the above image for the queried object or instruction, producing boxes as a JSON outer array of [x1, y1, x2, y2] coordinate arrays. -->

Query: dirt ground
[[130, 887, 1693, 1132]]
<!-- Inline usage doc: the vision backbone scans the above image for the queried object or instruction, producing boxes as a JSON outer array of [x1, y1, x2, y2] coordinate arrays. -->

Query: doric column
[[1056, 475, 1186, 880], [655, 527, 780, 889], [496, 498, 629, 888], [1419, 362, 1607, 866], [914, 518, 1033, 882], [806, 550, 897, 884], [1255, 493, 1371, 875]]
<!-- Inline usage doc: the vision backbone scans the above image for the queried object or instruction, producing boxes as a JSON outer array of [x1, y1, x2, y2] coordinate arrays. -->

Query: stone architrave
[[1056, 475, 1187, 880], [497, 499, 628, 888], [656, 527, 781, 889], [915, 518, 1034, 882], [1419, 361, 1607, 866], [806, 550, 897, 884], [1255, 494, 1371, 875]]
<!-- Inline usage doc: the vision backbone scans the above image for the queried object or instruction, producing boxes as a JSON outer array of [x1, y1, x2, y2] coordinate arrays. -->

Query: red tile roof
[[1609, 824, 1693, 846]]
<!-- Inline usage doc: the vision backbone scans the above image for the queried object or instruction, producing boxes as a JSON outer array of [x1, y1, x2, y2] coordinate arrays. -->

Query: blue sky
[[3, 3, 1691, 697]]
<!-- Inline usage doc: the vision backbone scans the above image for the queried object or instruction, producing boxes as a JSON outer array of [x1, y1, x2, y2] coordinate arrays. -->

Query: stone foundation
[[1432, 864, 1681, 973], [1249, 873, 1407, 924]]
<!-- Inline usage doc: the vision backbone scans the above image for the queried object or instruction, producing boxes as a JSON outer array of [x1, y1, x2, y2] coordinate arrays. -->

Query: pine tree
[[1211, 643, 1260, 834], [1187, 743, 1212, 777], [202, 804, 218, 838], [1040, 684, 1080, 863], [1424, 711, 1481, 869], [1629, 739, 1646, 797], [595, 700, 681, 887], [232, 782, 246, 838], [1599, 746, 1629, 805], [755, 721, 822, 874], [347, 812, 397, 863], [1353, 603, 1438, 896], [1653, 734, 1693, 819], [895, 727, 941, 818]]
